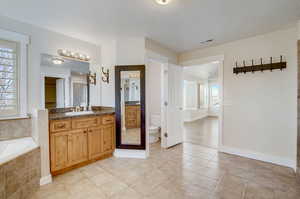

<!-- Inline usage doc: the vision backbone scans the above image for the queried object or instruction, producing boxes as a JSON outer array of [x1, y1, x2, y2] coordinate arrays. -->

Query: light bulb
[[52, 58, 64, 65]]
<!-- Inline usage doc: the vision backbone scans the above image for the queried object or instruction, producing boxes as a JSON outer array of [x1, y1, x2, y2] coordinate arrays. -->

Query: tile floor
[[184, 117, 219, 148], [122, 128, 141, 145], [31, 142, 300, 199]]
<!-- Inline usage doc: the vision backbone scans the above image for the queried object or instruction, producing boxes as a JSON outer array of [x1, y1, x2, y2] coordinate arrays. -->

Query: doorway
[[147, 60, 164, 151], [147, 59, 184, 150], [182, 61, 220, 149], [44, 77, 65, 109]]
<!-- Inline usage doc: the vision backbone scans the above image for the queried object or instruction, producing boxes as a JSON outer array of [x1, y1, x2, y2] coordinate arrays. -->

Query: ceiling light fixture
[[156, 0, 170, 5], [52, 58, 64, 65]]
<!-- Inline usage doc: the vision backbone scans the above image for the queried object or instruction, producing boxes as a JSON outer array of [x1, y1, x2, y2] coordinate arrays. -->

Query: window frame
[[0, 28, 29, 119]]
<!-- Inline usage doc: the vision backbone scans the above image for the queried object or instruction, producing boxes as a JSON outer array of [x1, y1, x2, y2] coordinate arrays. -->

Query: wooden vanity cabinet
[[125, 105, 141, 129], [50, 131, 69, 171], [68, 129, 89, 166], [88, 127, 103, 159], [49, 114, 115, 175]]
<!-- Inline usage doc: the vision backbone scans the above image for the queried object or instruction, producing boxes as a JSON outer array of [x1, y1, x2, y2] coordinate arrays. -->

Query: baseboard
[[219, 145, 297, 171], [114, 149, 147, 159], [40, 174, 52, 186]]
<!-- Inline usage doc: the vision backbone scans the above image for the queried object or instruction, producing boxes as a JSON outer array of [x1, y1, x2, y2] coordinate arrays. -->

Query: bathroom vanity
[[48, 107, 115, 175]]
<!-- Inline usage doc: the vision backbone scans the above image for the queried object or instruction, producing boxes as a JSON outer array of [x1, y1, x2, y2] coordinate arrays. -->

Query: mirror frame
[[115, 65, 146, 150]]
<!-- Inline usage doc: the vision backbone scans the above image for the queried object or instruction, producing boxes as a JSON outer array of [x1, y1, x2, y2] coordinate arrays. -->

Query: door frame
[[145, 53, 168, 150], [40, 72, 70, 109], [181, 54, 224, 151]]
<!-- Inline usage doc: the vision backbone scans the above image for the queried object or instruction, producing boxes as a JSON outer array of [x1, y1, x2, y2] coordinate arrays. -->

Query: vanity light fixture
[[156, 0, 171, 5], [57, 49, 91, 62], [52, 57, 64, 65]]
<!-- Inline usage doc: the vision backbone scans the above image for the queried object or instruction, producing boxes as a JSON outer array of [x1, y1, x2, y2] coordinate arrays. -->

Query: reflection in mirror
[[120, 71, 141, 145], [40, 53, 90, 109], [71, 73, 88, 107]]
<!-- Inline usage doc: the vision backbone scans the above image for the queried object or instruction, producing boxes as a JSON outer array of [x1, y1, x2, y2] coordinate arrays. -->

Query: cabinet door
[[50, 132, 69, 172], [68, 129, 89, 166], [88, 127, 103, 159], [102, 125, 114, 153]]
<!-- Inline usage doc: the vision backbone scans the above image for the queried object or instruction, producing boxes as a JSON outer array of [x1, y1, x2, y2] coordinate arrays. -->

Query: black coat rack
[[233, 56, 286, 74]]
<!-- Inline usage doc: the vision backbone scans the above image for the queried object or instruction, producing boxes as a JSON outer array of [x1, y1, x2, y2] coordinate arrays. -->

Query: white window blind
[[0, 39, 18, 116]]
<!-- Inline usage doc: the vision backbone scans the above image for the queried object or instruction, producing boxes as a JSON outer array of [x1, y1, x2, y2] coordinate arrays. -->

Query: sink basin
[[65, 111, 94, 116]]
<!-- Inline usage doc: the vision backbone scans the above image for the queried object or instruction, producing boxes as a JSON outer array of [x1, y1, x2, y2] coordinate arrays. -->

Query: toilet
[[149, 114, 161, 143]]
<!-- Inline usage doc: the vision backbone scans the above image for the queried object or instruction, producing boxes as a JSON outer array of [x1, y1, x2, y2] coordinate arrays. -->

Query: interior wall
[[294, 19, 299, 171], [148, 61, 162, 118], [179, 27, 298, 168], [145, 38, 178, 65], [297, 20, 300, 172], [100, 40, 117, 107]]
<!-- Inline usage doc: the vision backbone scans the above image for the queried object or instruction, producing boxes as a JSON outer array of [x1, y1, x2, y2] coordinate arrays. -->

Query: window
[[0, 40, 18, 116], [73, 82, 87, 107], [210, 84, 219, 107], [183, 80, 198, 110], [199, 83, 208, 108], [0, 29, 29, 119]]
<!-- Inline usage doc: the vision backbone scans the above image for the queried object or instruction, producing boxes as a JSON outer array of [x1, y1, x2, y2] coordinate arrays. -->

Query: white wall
[[145, 38, 178, 65], [116, 38, 145, 66], [298, 20, 300, 40], [180, 27, 298, 169], [148, 61, 162, 117], [100, 40, 117, 107]]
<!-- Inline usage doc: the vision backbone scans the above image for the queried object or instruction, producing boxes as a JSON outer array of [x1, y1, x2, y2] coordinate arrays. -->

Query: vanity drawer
[[72, 117, 100, 129], [50, 119, 71, 133], [101, 115, 115, 125]]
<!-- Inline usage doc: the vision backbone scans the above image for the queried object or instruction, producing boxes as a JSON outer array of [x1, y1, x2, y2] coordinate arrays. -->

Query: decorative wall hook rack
[[233, 56, 286, 74], [102, 67, 109, 83]]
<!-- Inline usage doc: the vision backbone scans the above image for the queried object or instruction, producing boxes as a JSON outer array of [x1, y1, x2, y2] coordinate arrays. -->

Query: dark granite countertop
[[48, 107, 115, 120]]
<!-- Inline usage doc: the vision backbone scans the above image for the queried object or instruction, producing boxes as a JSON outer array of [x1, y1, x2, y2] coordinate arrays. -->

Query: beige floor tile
[[110, 187, 143, 199], [244, 183, 275, 199], [98, 177, 129, 198], [89, 172, 116, 187], [32, 141, 300, 199], [53, 169, 86, 186]]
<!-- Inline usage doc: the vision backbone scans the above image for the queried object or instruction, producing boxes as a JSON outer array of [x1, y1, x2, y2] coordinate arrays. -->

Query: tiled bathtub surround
[[0, 147, 41, 199], [0, 118, 32, 141]]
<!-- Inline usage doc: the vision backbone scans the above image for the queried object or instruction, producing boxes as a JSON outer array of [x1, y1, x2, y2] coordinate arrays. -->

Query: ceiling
[[184, 62, 219, 80], [0, 0, 299, 52]]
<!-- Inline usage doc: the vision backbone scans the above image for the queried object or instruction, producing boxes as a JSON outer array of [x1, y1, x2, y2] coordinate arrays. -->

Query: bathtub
[[0, 137, 38, 165], [0, 137, 40, 198]]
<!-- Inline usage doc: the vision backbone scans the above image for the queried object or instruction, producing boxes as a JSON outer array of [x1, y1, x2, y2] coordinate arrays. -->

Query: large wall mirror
[[115, 65, 145, 150], [40, 53, 90, 109]]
